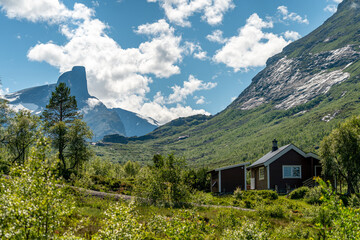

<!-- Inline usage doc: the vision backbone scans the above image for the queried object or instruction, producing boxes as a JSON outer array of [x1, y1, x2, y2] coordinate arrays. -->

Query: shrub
[[147, 209, 214, 239], [288, 186, 310, 199], [305, 186, 324, 204], [234, 189, 278, 201], [93, 202, 144, 240], [135, 154, 190, 206], [348, 194, 360, 208], [0, 140, 75, 239], [258, 204, 286, 219], [222, 218, 270, 240]]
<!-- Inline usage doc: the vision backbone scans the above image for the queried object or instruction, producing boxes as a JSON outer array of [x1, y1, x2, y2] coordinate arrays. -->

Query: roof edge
[[212, 162, 250, 172]]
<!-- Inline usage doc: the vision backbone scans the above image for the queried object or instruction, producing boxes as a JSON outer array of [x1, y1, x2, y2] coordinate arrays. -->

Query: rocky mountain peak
[[57, 66, 90, 100], [229, 0, 360, 111]]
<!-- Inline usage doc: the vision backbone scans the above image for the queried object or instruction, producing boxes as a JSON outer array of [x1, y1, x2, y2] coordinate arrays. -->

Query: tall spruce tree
[[42, 82, 84, 178]]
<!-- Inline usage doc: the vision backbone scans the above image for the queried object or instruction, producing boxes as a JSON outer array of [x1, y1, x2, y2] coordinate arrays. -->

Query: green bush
[[348, 194, 360, 208], [258, 204, 286, 219], [135, 154, 190, 206], [222, 218, 270, 240], [0, 141, 75, 239], [305, 186, 324, 204], [289, 186, 310, 199], [234, 189, 278, 201]]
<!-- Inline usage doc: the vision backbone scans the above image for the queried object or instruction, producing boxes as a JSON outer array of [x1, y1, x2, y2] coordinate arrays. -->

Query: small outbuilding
[[208, 162, 250, 193], [247, 139, 321, 193]]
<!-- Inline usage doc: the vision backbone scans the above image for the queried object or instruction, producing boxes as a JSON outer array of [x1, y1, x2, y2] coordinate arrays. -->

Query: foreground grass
[[69, 189, 318, 239]]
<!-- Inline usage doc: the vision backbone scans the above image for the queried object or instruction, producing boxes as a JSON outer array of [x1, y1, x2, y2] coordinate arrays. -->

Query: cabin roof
[[248, 144, 319, 169]]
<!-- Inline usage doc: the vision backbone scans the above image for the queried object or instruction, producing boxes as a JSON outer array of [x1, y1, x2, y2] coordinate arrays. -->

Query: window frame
[[282, 165, 302, 179], [259, 167, 265, 180]]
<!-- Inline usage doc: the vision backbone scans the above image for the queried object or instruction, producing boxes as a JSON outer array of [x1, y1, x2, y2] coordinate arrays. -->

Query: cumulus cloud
[[324, 0, 342, 13], [168, 75, 216, 103], [139, 102, 209, 124], [194, 95, 205, 104], [184, 41, 208, 60], [213, 13, 291, 71], [277, 6, 309, 24], [147, 0, 234, 27], [0, 0, 213, 124], [324, 5, 337, 13], [284, 30, 301, 41], [0, 0, 93, 23], [206, 29, 227, 44]]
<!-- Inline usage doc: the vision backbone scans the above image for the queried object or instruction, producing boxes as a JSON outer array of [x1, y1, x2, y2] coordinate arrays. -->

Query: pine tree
[[41, 82, 86, 178]]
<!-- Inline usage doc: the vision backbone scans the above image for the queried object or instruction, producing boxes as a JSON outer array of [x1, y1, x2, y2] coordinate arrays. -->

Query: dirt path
[[72, 186, 255, 211]]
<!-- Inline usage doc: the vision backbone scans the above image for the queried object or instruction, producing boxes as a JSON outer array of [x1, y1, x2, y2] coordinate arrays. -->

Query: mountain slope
[[5, 66, 158, 140], [95, 0, 360, 167]]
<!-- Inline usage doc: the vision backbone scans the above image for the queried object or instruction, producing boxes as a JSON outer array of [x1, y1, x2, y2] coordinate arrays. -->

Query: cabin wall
[[220, 166, 246, 193], [251, 166, 268, 190], [269, 150, 315, 192]]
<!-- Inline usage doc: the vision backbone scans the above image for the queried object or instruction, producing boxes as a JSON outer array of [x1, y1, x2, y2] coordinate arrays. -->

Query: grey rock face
[[5, 66, 158, 141], [233, 45, 359, 110]]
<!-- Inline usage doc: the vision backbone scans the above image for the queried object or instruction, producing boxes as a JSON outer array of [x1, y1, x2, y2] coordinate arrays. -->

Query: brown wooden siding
[[251, 166, 268, 190], [269, 150, 320, 192], [220, 166, 246, 193]]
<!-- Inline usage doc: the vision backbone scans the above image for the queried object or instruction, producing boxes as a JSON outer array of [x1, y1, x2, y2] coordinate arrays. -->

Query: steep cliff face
[[5, 67, 158, 140], [236, 46, 358, 110], [230, 0, 360, 111]]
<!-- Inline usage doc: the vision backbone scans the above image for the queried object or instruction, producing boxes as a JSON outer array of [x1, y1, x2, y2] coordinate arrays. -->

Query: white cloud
[[206, 29, 227, 44], [284, 30, 301, 41], [324, 5, 337, 13], [202, 0, 235, 26], [194, 51, 207, 60], [277, 6, 309, 24], [0, 0, 93, 23], [194, 95, 205, 104], [27, 18, 186, 118], [324, 0, 342, 13], [184, 41, 208, 60], [0, 0, 213, 124], [147, 0, 234, 27], [213, 13, 291, 71], [140, 102, 210, 124], [168, 75, 216, 103]]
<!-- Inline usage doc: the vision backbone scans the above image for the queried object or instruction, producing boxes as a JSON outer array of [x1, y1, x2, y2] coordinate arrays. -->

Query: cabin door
[[250, 178, 255, 190]]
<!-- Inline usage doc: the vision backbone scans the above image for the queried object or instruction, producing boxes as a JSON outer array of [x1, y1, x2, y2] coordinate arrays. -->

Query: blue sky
[[0, 0, 342, 124]]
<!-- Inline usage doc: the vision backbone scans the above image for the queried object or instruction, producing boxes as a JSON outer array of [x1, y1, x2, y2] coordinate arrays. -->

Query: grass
[[66, 188, 319, 239]]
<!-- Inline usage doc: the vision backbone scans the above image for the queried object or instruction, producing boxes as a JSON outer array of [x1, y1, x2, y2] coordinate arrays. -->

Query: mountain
[[5, 66, 158, 141], [96, 0, 360, 166], [111, 108, 159, 137]]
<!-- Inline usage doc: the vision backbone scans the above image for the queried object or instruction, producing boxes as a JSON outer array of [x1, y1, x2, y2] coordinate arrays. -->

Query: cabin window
[[283, 165, 301, 179], [259, 167, 265, 180]]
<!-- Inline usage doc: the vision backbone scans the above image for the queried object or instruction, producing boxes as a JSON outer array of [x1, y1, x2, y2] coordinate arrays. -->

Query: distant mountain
[[95, 0, 360, 167], [111, 108, 159, 137], [5, 66, 158, 141]]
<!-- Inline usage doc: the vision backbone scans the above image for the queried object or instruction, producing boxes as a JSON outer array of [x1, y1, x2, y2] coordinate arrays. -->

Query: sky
[[0, 0, 343, 124]]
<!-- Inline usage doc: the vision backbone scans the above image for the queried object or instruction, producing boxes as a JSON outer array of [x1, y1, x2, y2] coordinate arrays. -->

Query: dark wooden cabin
[[208, 162, 249, 193], [247, 139, 321, 193]]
